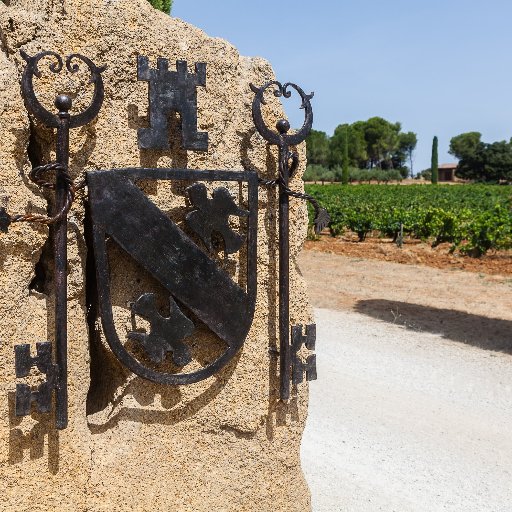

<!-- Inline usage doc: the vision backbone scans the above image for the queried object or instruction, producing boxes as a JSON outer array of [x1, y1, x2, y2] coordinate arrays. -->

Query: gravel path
[[301, 308, 512, 512]]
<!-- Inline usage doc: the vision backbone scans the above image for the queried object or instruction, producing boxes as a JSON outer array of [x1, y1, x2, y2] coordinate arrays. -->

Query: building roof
[[439, 163, 457, 169]]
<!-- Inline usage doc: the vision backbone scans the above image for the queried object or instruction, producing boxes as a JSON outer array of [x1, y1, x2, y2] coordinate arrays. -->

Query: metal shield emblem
[[87, 168, 257, 385]]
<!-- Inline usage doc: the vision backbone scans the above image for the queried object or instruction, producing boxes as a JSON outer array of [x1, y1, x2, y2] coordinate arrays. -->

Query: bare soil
[[305, 234, 512, 276]]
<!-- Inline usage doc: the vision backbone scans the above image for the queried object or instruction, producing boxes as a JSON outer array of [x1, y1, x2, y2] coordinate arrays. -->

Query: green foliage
[[306, 118, 416, 173], [416, 168, 432, 180], [348, 168, 402, 183], [304, 184, 512, 257], [306, 130, 330, 167], [458, 205, 512, 256], [304, 164, 403, 184], [431, 136, 439, 184], [342, 125, 349, 185], [148, 0, 173, 13], [303, 165, 334, 182], [329, 123, 367, 168], [363, 117, 401, 169], [398, 131, 418, 176], [449, 132, 481, 161], [449, 133, 512, 182]]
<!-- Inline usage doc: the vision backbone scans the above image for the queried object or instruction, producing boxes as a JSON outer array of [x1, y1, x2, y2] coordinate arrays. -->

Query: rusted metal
[[1, 161, 77, 228], [53, 95, 70, 429], [250, 81, 322, 400], [14, 51, 105, 430], [7, 50, 321, 428], [186, 183, 249, 255], [128, 293, 195, 366], [20, 51, 105, 129], [87, 168, 258, 385]]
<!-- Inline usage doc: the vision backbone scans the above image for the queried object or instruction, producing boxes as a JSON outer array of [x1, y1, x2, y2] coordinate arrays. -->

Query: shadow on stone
[[7, 392, 59, 474], [355, 299, 512, 353], [86, 354, 239, 434]]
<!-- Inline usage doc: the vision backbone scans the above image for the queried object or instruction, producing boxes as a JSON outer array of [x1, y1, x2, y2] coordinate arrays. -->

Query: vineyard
[[305, 184, 512, 257]]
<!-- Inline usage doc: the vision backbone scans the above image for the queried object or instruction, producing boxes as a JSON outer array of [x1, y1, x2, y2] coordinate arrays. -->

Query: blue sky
[[173, 0, 512, 173]]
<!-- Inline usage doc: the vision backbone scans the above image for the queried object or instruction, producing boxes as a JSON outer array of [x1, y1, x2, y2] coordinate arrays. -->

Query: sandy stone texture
[[0, 1, 313, 510]]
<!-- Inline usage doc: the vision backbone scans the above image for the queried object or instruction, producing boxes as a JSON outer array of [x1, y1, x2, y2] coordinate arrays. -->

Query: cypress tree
[[342, 124, 349, 185], [431, 136, 439, 184], [148, 0, 172, 13]]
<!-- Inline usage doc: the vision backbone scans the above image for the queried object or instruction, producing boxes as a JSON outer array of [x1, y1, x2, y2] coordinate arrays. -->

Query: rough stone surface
[[0, 1, 313, 510]]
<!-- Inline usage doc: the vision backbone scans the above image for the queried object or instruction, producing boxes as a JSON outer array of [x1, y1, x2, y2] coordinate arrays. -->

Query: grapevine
[[305, 184, 512, 257]]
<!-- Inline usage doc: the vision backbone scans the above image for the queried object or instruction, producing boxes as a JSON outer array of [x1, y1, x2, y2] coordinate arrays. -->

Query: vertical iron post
[[278, 141, 291, 401], [54, 95, 71, 429]]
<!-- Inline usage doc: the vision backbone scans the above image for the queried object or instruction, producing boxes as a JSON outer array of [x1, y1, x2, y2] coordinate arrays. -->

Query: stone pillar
[[0, 1, 313, 510]]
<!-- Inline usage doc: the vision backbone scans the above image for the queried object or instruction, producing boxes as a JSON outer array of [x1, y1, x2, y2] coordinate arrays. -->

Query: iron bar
[[278, 143, 291, 401], [54, 95, 71, 429]]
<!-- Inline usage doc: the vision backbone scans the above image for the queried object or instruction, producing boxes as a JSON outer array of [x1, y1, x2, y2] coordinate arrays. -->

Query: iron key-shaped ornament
[[291, 324, 317, 385], [12, 51, 105, 429], [250, 81, 326, 400]]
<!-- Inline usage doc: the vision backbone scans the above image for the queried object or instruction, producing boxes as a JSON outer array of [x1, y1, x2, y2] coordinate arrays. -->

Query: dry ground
[[305, 235, 512, 276]]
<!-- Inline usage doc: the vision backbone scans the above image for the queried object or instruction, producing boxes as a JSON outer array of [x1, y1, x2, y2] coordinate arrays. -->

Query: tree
[[306, 130, 330, 167], [431, 136, 439, 184], [303, 117, 416, 181], [398, 131, 417, 176], [344, 121, 368, 168], [148, 0, 173, 13], [416, 168, 432, 181], [455, 140, 512, 182], [363, 117, 401, 169], [482, 141, 512, 182], [449, 132, 484, 181], [342, 125, 349, 184], [326, 118, 414, 171], [449, 132, 481, 161], [303, 164, 332, 182], [328, 123, 367, 168], [449, 132, 512, 182]]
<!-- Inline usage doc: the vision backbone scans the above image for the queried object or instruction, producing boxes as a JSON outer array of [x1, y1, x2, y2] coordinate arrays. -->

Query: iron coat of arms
[[88, 168, 258, 385]]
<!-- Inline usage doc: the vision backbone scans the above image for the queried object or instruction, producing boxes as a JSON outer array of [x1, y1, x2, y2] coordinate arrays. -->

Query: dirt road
[[299, 250, 512, 512]]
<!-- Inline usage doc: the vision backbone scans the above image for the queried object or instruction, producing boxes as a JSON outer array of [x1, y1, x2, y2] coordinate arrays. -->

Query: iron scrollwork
[[20, 50, 105, 129], [2, 49, 322, 430], [250, 81, 314, 148]]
